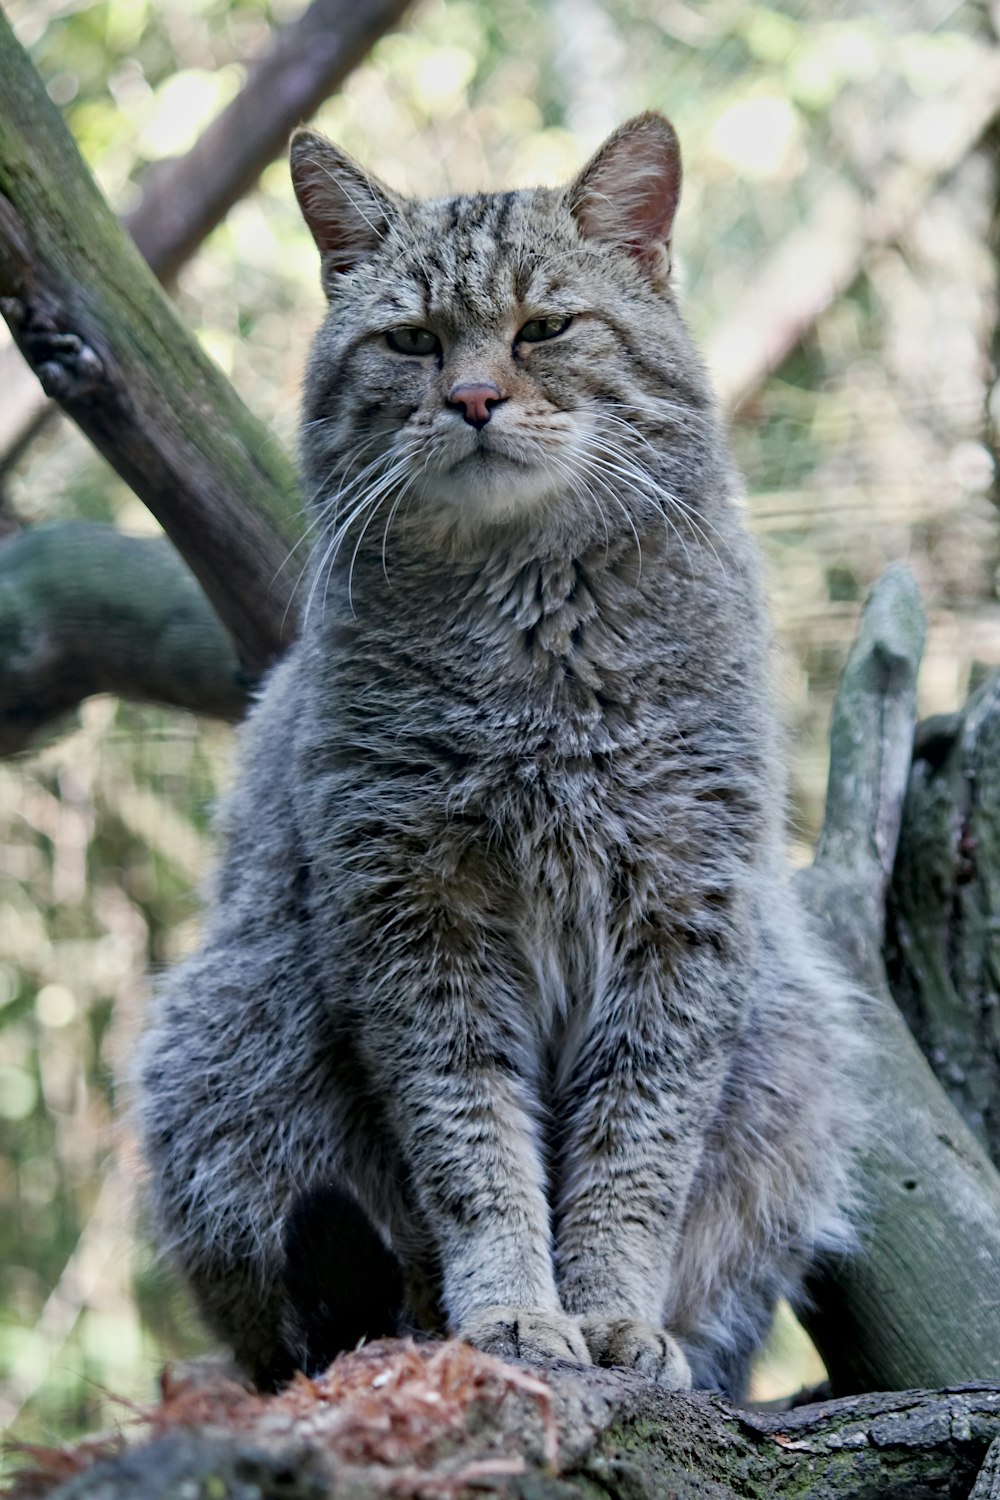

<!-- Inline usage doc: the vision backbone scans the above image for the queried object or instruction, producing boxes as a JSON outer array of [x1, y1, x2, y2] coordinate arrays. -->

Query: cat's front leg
[[345, 918, 590, 1368], [554, 943, 747, 1389]]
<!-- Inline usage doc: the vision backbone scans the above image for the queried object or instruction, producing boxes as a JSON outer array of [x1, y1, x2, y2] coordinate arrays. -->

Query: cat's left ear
[[290, 130, 403, 288], [568, 113, 681, 278]]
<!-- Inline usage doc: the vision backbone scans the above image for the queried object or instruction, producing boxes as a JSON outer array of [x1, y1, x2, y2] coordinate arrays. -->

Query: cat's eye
[[517, 315, 572, 344], [386, 326, 440, 356]]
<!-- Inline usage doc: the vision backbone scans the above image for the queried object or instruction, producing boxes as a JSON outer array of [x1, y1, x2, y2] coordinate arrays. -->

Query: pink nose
[[448, 382, 503, 429]]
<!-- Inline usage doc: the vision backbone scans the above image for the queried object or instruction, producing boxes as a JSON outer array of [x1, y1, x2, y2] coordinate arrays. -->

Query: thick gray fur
[[136, 114, 861, 1398]]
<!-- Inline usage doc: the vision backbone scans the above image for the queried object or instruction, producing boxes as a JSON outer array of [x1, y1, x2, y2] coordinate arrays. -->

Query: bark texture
[[887, 675, 1000, 1164]]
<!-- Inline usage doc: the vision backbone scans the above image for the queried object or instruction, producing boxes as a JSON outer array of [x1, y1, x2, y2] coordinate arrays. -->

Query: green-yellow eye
[[386, 326, 440, 356], [517, 315, 572, 344]]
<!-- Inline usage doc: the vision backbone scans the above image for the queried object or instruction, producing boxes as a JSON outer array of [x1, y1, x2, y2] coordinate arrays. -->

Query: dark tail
[[270, 1183, 405, 1385]]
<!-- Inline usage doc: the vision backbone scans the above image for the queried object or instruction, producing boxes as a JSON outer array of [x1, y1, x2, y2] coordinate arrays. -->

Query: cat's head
[[291, 114, 721, 558]]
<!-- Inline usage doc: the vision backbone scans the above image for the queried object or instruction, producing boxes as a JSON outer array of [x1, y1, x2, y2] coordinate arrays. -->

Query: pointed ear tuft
[[290, 130, 400, 282], [569, 113, 682, 269]]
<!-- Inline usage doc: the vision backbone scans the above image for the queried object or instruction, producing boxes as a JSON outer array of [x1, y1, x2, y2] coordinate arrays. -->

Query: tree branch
[[0, 523, 251, 754], [798, 568, 1000, 1394], [0, 0, 414, 476], [9, 1341, 1000, 1500], [126, 0, 413, 282], [0, 10, 304, 672]]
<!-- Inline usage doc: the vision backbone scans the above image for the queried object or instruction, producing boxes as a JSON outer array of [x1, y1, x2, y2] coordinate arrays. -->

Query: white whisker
[[303, 451, 413, 626], [586, 414, 737, 577]]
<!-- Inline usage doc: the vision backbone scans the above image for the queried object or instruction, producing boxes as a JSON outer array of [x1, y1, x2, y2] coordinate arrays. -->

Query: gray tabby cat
[[136, 113, 860, 1399]]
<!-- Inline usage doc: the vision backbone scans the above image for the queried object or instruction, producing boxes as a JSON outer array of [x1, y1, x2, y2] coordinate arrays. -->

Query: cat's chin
[[417, 453, 567, 527]]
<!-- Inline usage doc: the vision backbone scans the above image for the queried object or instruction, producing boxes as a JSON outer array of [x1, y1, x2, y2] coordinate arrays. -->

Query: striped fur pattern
[[136, 115, 861, 1397]]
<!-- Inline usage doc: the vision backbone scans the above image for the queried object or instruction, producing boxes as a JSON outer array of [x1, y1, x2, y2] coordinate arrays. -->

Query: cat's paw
[[579, 1317, 692, 1389], [460, 1306, 592, 1366]]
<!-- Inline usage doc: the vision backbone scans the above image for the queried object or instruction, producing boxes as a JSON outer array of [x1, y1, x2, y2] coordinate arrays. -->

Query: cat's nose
[[447, 382, 504, 429]]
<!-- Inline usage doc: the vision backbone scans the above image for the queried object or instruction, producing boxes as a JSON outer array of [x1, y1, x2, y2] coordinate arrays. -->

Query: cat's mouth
[[452, 445, 530, 472]]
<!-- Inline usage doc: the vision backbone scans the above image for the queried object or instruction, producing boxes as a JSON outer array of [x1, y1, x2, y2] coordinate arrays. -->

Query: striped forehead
[[385, 188, 572, 326]]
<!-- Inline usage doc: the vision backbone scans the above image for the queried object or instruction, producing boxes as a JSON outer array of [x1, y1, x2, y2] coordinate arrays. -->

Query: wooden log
[[10, 1341, 1000, 1500]]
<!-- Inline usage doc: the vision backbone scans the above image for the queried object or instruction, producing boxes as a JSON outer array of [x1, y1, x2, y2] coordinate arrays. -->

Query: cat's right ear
[[568, 113, 682, 283], [290, 131, 400, 287]]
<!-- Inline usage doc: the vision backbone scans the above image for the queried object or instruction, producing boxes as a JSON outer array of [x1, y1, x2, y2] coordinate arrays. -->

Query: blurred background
[[1, 0, 999, 1458]]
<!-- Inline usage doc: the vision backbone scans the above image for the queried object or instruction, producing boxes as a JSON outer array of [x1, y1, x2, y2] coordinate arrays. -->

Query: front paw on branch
[[460, 1306, 592, 1366], [580, 1316, 692, 1389]]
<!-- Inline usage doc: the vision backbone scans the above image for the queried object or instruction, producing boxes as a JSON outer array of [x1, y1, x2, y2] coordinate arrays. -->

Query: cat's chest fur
[[292, 525, 768, 1027], [299, 539, 679, 816]]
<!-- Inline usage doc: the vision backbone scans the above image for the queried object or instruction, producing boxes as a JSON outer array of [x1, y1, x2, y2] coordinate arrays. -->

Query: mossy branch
[[10, 1339, 1000, 1500], [0, 523, 252, 754], [0, 9, 304, 672]]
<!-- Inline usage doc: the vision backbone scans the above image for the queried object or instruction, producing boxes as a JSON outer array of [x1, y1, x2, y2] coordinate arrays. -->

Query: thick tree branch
[[799, 568, 1000, 1394], [10, 1341, 1000, 1500], [0, 0, 413, 474], [126, 0, 413, 282], [0, 10, 304, 672], [0, 523, 251, 754]]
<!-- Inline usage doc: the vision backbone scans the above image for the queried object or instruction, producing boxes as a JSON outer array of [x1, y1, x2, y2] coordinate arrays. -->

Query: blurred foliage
[[1, 0, 999, 1462]]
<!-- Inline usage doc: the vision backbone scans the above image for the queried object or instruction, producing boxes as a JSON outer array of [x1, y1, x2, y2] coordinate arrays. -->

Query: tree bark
[[0, 523, 250, 753], [10, 1341, 1000, 1500], [797, 570, 1000, 1395], [886, 676, 1000, 1164], [0, 10, 304, 672]]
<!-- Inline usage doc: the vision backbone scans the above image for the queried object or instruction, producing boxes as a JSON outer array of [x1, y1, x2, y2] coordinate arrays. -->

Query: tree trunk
[[886, 676, 1000, 1163], [796, 571, 1000, 1395]]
